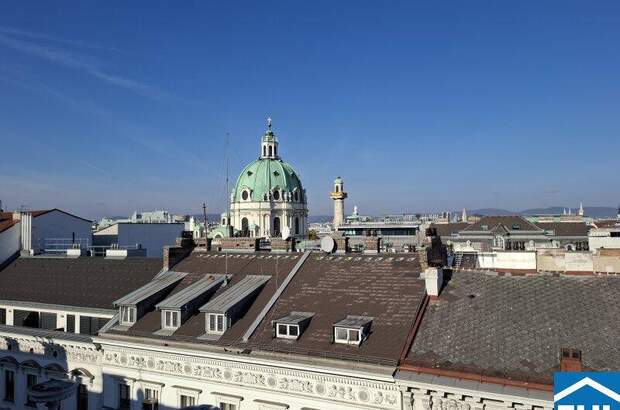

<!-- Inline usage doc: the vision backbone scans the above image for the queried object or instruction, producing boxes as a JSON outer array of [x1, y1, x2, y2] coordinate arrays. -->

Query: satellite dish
[[281, 227, 291, 240], [320, 236, 336, 253]]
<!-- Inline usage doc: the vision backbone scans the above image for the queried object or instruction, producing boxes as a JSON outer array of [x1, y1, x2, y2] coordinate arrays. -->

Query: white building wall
[[31, 210, 92, 252], [589, 234, 620, 250], [477, 252, 537, 271], [117, 223, 185, 258], [0, 223, 20, 265]]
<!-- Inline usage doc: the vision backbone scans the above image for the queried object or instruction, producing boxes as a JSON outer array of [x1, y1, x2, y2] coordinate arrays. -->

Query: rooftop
[[405, 271, 620, 385], [0, 257, 162, 310]]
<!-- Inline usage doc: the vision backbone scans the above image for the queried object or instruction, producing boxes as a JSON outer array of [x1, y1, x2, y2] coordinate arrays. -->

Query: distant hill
[[468, 207, 617, 219], [521, 207, 617, 218], [468, 208, 518, 216], [308, 215, 332, 223]]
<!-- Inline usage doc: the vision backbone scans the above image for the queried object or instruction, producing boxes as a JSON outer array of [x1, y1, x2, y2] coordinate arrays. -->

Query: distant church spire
[[461, 208, 467, 222], [578, 202, 584, 217]]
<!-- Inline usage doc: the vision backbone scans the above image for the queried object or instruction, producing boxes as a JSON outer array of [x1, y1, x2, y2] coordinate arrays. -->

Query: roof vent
[[560, 348, 582, 372]]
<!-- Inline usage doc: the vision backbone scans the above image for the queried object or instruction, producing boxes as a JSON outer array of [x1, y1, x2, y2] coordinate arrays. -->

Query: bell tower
[[330, 177, 347, 228], [260, 117, 279, 159]]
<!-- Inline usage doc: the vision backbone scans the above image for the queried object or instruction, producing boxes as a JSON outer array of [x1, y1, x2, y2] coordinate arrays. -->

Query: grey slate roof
[[406, 271, 620, 384], [114, 272, 186, 306], [199, 275, 270, 313], [155, 274, 224, 310]]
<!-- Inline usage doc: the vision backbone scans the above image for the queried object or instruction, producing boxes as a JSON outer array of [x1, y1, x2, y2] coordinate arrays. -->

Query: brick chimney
[[560, 348, 582, 372]]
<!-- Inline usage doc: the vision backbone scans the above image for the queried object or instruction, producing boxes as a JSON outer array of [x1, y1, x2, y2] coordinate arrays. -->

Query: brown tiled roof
[[534, 222, 589, 237], [430, 223, 470, 238], [105, 251, 427, 366], [462, 216, 542, 232], [0, 257, 162, 310], [0, 213, 17, 234], [592, 219, 619, 229], [110, 252, 301, 344], [244, 254, 425, 365], [405, 271, 620, 384]]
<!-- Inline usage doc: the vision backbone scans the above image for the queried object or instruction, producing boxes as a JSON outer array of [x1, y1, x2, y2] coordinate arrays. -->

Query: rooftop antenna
[[202, 202, 208, 237], [225, 132, 231, 235]]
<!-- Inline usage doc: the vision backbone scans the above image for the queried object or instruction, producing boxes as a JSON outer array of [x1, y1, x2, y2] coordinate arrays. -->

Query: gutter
[[398, 363, 553, 392]]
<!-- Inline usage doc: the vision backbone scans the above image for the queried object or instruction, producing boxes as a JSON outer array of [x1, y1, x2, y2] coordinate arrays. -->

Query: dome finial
[[267, 116, 272, 130]]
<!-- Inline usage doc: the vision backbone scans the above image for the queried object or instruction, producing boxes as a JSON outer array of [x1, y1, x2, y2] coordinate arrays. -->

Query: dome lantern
[[261, 117, 279, 159]]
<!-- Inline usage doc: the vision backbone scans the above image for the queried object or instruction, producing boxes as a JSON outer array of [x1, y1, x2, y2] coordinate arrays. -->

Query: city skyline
[[1, 1, 619, 218]]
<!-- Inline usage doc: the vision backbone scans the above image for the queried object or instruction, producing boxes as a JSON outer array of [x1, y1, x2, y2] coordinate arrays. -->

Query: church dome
[[233, 158, 304, 203], [232, 122, 305, 203]]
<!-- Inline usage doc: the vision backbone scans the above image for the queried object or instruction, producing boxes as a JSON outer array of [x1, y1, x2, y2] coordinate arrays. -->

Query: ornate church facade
[[214, 121, 308, 239]]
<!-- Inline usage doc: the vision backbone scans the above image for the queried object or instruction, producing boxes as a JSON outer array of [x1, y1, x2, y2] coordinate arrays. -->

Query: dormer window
[[208, 313, 226, 334], [200, 275, 270, 338], [333, 315, 373, 346], [120, 306, 136, 326], [273, 311, 314, 340], [512, 224, 521, 230], [277, 323, 299, 339], [163, 310, 180, 329], [335, 327, 361, 344]]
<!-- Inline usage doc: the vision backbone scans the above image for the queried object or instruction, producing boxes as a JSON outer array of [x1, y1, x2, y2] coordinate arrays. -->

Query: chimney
[[424, 267, 443, 299], [560, 348, 582, 372], [20, 211, 33, 256]]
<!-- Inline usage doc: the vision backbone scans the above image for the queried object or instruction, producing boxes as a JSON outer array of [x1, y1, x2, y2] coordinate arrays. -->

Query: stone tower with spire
[[578, 202, 584, 217], [330, 177, 348, 228]]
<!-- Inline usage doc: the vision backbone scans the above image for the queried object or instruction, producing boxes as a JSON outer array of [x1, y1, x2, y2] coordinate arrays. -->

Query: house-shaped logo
[[554, 373, 620, 410]]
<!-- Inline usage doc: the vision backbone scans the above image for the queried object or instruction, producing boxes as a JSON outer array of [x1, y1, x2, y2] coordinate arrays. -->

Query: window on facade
[[263, 146, 266, 157], [180, 394, 196, 407], [294, 191, 299, 201], [334, 327, 362, 345], [208, 313, 226, 334], [220, 403, 237, 410], [25, 373, 37, 407], [80, 316, 108, 335], [164, 310, 179, 329], [268, 146, 273, 157], [295, 217, 300, 235], [276, 323, 300, 339], [4, 370, 14, 402], [78, 384, 88, 410], [120, 306, 136, 325], [40, 312, 57, 330], [0, 308, 5, 325], [14, 310, 39, 328], [119, 383, 130, 410], [273, 190, 280, 200], [66, 314, 75, 333], [241, 190, 249, 201], [143, 387, 159, 410]]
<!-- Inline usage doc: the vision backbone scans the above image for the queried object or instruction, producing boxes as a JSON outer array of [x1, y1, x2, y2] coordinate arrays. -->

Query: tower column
[[330, 177, 348, 228]]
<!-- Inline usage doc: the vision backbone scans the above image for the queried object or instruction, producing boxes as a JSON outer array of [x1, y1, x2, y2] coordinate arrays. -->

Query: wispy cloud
[[0, 33, 165, 101], [0, 26, 130, 54]]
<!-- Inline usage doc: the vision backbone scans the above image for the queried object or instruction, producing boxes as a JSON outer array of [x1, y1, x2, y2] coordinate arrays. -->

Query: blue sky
[[1, 1, 619, 219]]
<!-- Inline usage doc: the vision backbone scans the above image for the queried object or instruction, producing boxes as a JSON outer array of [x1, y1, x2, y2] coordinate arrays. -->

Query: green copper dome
[[233, 158, 304, 203]]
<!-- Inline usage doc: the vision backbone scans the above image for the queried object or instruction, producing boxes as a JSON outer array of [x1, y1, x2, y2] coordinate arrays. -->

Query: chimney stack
[[20, 211, 33, 256], [424, 267, 443, 299], [560, 348, 582, 372]]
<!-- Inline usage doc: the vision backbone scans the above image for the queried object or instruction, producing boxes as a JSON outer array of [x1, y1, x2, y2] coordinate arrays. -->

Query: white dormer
[[333, 315, 373, 346]]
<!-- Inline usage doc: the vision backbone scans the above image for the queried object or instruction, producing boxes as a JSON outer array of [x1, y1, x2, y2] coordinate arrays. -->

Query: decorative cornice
[[102, 345, 400, 409]]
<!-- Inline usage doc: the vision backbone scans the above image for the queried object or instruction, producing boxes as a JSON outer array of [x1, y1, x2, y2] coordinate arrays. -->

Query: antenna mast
[[225, 132, 231, 235]]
